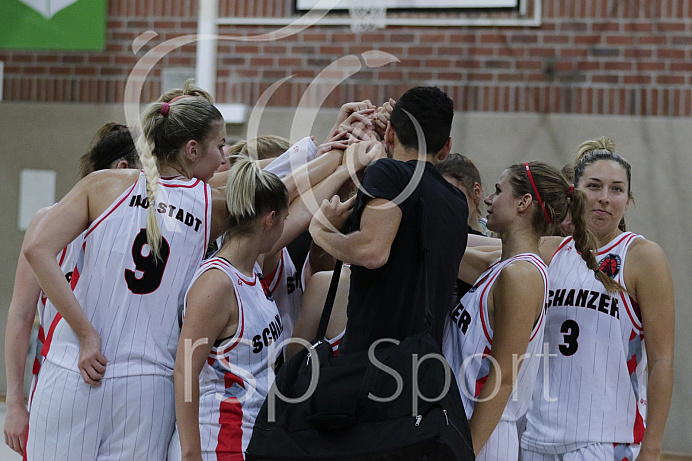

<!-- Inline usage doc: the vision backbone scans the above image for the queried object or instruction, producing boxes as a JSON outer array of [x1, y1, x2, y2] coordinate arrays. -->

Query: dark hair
[[78, 123, 139, 178], [437, 153, 482, 191], [573, 136, 632, 232], [506, 161, 623, 293], [437, 153, 483, 216], [224, 155, 289, 239], [389, 86, 453, 155]]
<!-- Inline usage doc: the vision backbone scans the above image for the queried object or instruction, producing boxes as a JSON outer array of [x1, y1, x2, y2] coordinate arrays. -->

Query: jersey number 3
[[125, 229, 170, 295], [558, 319, 580, 356]]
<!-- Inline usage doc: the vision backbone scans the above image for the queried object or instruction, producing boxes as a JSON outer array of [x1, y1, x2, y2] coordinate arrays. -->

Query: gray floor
[[0, 402, 23, 461]]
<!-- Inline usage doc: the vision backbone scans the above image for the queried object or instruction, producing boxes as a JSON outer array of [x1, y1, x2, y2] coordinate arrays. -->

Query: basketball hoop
[[347, 0, 387, 33]]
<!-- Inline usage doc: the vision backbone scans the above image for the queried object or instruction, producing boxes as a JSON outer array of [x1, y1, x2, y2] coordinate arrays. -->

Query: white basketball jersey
[[442, 253, 548, 422], [30, 235, 85, 406], [189, 257, 283, 461], [261, 247, 302, 342], [521, 232, 647, 453], [44, 173, 211, 378]]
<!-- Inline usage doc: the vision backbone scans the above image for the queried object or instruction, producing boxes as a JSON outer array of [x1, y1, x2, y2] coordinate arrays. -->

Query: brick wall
[[2, 0, 692, 115]]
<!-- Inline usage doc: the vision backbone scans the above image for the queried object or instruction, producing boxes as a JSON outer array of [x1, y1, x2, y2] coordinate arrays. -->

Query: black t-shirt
[[340, 158, 469, 355]]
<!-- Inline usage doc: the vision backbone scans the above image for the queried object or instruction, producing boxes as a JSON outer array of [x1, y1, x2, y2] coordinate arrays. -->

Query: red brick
[[625, 48, 653, 58], [420, 34, 448, 43], [528, 48, 556, 57], [624, 75, 651, 84], [670, 62, 692, 71], [624, 23, 653, 33], [639, 36, 667, 45], [468, 72, 494, 82], [657, 75, 685, 85], [592, 75, 620, 84], [604, 62, 632, 71], [605, 35, 634, 46], [479, 34, 507, 44], [408, 47, 435, 56], [560, 48, 589, 58], [637, 62, 665, 71], [658, 49, 685, 59], [657, 22, 686, 32], [450, 34, 476, 44], [250, 57, 274, 67]]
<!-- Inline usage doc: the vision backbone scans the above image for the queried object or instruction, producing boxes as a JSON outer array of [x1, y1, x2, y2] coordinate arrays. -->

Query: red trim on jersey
[[550, 237, 573, 265], [236, 273, 257, 286], [70, 264, 81, 290], [598, 232, 634, 255], [159, 178, 202, 189], [264, 250, 283, 293], [633, 406, 645, 443], [630, 297, 641, 322], [529, 307, 545, 342], [85, 180, 139, 238], [57, 246, 67, 266], [478, 273, 497, 345], [626, 352, 638, 375], [620, 292, 643, 331], [197, 258, 247, 355], [215, 294, 246, 355], [40, 313, 63, 358], [32, 357, 41, 375], [474, 346, 492, 397], [203, 183, 210, 252], [216, 389, 244, 460], [524, 254, 549, 342]]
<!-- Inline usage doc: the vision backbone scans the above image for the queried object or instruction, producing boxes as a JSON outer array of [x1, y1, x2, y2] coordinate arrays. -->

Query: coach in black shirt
[[309, 86, 469, 354]]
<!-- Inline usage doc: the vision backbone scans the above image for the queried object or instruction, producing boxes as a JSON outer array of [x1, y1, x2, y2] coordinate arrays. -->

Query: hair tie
[[567, 185, 574, 198], [524, 163, 552, 224], [160, 102, 170, 116], [169, 94, 190, 103]]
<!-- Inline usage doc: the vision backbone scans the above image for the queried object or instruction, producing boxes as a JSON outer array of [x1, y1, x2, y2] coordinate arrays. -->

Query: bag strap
[[315, 258, 343, 342]]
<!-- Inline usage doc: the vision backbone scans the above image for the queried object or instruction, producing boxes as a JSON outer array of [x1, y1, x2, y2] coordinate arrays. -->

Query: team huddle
[[4, 84, 674, 461]]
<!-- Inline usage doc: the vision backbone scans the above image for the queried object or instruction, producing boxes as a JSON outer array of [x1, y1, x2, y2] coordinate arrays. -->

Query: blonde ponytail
[[137, 87, 224, 260], [224, 155, 288, 238], [136, 130, 163, 260]]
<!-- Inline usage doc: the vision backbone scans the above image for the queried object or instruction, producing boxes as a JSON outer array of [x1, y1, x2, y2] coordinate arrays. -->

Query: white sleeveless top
[[187, 257, 284, 460], [260, 247, 303, 343], [45, 172, 211, 378], [442, 253, 548, 422], [521, 232, 647, 453]]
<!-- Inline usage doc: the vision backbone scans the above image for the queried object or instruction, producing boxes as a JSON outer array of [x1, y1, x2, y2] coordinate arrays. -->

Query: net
[[347, 0, 387, 33]]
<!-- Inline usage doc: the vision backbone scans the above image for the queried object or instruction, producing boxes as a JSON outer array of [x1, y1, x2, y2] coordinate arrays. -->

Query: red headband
[[524, 163, 552, 224], [160, 94, 191, 117], [567, 185, 574, 198]]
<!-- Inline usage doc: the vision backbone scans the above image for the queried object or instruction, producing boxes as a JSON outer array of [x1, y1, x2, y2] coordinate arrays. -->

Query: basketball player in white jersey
[[172, 157, 289, 461], [520, 138, 674, 461], [3, 123, 139, 457], [23, 88, 233, 460], [443, 161, 606, 460]]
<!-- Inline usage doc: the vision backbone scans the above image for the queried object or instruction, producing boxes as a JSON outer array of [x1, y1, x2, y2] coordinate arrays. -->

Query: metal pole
[[196, 0, 219, 99]]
